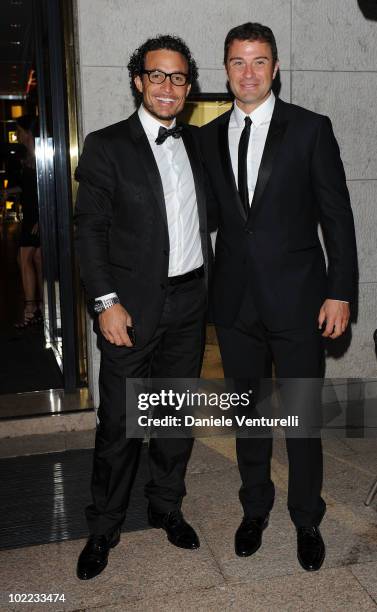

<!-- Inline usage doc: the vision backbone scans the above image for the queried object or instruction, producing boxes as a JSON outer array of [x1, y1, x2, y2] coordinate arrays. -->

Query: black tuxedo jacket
[[201, 98, 357, 331], [75, 111, 209, 346]]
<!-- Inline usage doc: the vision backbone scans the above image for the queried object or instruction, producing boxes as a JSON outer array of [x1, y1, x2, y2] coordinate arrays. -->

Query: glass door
[[33, 0, 78, 391]]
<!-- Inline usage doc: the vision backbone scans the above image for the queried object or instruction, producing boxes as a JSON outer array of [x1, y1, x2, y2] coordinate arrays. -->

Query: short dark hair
[[128, 34, 198, 100], [224, 22, 278, 65]]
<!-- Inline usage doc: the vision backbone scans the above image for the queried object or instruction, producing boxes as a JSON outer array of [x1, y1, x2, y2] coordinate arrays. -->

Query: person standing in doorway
[[5, 115, 43, 328]]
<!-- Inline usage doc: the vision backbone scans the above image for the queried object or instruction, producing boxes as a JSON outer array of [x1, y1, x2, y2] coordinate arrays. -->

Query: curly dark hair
[[224, 22, 278, 65], [127, 34, 198, 100]]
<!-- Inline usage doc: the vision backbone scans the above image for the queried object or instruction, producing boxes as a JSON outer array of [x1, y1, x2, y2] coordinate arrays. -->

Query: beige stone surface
[[349, 181, 377, 285], [343, 438, 377, 454], [77, 0, 291, 69], [81, 66, 134, 135], [292, 0, 377, 71], [0, 430, 96, 458], [194, 501, 299, 583], [90, 567, 377, 611], [292, 71, 377, 181], [0, 412, 96, 439], [186, 439, 235, 475], [350, 561, 377, 603], [326, 284, 377, 379], [0, 529, 222, 612]]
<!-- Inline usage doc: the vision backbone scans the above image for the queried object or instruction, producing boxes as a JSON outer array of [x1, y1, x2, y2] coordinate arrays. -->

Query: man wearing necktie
[[74, 35, 209, 580], [201, 22, 357, 571]]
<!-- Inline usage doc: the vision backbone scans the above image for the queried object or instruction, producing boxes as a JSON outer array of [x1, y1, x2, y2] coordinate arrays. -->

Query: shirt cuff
[[95, 292, 118, 302]]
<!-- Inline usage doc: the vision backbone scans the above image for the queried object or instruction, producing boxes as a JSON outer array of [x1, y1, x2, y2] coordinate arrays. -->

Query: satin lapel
[[181, 126, 207, 236], [128, 112, 167, 227], [247, 103, 288, 225], [218, 111, 247, 221]]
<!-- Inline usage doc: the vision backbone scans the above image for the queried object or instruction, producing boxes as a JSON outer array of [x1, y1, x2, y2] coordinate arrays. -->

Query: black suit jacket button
[[163, 249, 168, 256], [245, 228, 253, 235], [160, 283, 166, 290]]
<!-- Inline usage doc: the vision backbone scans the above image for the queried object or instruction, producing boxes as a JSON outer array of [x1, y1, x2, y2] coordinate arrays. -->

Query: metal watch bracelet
[[94, 296, 120, 313]]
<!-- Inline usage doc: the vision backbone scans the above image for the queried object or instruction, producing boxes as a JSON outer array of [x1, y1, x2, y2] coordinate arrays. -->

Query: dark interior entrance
[[0, 0, 81, 402]]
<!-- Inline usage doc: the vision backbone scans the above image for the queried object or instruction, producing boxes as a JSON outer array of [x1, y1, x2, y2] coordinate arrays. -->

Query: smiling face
[[134, 49, 191, 126], [226, 39, 279, 113]]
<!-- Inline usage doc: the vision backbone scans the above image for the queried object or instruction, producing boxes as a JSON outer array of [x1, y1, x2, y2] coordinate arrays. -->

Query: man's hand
[[318, 299, 350, 339], [99, 303, 134, 347]]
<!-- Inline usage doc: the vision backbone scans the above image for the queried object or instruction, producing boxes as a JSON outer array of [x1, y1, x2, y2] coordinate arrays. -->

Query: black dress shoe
[[235, 515, 269, 557], [148, 506, 200, 550], [76, 528, 121, 580], [297, 526, 325, 571]]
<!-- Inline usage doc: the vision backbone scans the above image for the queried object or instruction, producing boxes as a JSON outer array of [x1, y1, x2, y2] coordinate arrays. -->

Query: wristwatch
[[93, 295, 120, 313]]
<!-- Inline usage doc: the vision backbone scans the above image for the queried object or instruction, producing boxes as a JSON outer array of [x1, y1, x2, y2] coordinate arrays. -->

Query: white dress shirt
[[96, 105, 203, 302], [138, 105, 202, 276], [228, 90, 275, 204]]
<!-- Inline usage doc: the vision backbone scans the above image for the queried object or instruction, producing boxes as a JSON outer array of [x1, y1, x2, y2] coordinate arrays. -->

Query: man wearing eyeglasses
[[75, 35, 208, 580]]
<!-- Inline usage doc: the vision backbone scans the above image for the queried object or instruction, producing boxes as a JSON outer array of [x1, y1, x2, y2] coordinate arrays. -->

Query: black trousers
[[86, 277, 206, 536], [216, 287, 326, 528]]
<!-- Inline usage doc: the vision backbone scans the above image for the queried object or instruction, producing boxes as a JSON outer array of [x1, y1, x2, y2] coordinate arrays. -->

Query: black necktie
[[238, 116, 252, 214], [155, 125, 183, 145]]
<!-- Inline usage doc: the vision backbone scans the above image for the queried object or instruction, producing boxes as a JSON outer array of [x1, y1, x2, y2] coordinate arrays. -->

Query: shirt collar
[[232, 91, 276, 128], [138, 104, 176, 140]]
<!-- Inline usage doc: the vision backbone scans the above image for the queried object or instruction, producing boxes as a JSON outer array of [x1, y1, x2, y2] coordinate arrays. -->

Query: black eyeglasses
[[141, 69, 189, 86]]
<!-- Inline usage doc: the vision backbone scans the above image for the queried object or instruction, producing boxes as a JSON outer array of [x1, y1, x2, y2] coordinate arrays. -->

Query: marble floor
[[1, 432, 377, 611]]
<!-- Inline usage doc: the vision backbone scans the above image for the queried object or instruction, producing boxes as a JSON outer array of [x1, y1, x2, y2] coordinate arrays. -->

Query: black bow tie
[[155, 125, 183, 145]]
